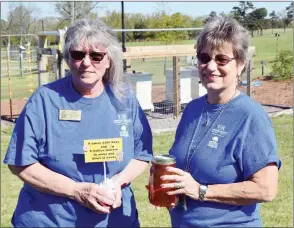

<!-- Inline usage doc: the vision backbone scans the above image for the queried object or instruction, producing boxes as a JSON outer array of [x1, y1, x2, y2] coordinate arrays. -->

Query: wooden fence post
[[7, 41, 13, 119]]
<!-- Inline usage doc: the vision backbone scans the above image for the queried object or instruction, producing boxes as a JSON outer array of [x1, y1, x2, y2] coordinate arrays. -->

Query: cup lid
[[152, 154, 176, 165]]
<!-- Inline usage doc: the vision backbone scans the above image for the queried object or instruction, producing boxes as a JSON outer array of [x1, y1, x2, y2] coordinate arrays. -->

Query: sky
[[1, 1, 292, 22]]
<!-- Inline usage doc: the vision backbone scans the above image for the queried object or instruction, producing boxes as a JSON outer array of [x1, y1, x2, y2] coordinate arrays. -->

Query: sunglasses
[[69, 50, 107, 62], [197, 52, 236, 66]]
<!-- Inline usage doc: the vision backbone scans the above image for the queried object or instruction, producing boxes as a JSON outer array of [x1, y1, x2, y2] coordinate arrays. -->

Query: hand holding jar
[[147, 154, 179, 208]]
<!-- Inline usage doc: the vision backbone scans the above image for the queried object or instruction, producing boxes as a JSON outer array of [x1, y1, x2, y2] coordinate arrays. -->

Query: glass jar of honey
[[148, 154, 178, 207]]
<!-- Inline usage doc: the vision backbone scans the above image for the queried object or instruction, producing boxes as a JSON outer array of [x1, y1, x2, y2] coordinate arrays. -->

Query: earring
[[236, 74, 242, 86]]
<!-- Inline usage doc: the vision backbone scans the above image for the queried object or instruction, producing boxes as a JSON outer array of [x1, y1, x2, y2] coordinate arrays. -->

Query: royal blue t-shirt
[[3, 75, 153, 227], [169, 93, 281, 227]]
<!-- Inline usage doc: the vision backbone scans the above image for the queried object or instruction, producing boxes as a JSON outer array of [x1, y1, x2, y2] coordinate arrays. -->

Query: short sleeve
[[3, 89, 46, 166], [239, 114, 282, 180], [131, 95, 153, 162]]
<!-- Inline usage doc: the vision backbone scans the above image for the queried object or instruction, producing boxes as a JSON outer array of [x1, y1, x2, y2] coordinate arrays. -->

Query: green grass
[[1, 115, 292, 227], [0, 72, 58, 101], [250, 29, 292, 78], [126, 28, 293, 84], [1, 73, 39, 100]]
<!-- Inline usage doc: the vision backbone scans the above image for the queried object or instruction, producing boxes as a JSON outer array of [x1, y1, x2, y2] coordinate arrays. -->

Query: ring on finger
[[174, 182, 183, 189]]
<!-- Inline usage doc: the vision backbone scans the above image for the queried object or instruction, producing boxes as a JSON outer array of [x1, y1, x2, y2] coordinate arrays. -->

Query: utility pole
[[41, 20, 44, 31], [121, 1, 126, 72]]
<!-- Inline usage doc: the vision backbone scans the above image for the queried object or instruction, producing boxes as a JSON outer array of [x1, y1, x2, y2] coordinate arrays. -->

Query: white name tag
[[59, 110, 82, 121]]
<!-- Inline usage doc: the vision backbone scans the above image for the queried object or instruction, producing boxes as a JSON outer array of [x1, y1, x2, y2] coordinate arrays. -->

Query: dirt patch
[[152, 78, 293, 107], [1, 99, 28, 118], [240, 78, 293, 107], [1, 78, 292, 119]]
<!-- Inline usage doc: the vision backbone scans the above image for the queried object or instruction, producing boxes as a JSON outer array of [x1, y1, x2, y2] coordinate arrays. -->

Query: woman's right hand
[[71, 182, 116, 214]]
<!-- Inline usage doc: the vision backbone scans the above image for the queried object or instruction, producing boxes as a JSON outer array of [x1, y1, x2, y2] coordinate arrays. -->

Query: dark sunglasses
[[197, 52, 236, 66], [70, 50, 107, 62]]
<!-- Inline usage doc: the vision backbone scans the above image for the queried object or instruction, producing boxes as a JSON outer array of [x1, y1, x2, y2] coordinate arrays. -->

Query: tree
[[231, 1, 255, 26], [102, 11, 122, 40], [131, 14, 149, 41], [150, 12, 190, 44], [248, 8, 267, 36], [286, 2, 293, 20], [203, 11, 217, 24], [278, 10, 291, 33], [6, 3, 38, 45], [189, 17, 204, 40], [55, 2, 101, 28], [269, 11, 279, 34], [1, 19, 9, 45]]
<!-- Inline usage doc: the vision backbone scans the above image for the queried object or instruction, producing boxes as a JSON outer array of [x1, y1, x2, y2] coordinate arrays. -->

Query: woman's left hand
[[161, 167, 200, 200], [111, 183, 122, 209], [110, 174, 123, 209]]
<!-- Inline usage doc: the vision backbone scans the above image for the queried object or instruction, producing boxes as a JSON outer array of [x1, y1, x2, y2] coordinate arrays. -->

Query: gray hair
[[196, 16, 250, 65], [63, 18, 128, 101]]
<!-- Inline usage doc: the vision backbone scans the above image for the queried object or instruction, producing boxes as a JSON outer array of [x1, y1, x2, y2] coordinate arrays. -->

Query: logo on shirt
[[207, 136, 219, 149], [114, 112, 131, 138], [120, 125, 129, 137], [211, 124, 227, 138]]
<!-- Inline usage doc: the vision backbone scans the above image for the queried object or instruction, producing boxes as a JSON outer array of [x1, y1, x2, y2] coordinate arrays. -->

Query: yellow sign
[[84, 138, 123, 163], [59, 110, 82, 121]]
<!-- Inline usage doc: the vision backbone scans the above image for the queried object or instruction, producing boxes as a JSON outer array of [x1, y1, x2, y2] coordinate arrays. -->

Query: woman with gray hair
[[159, 16, 281, 227], [4, 18, 153, 227]]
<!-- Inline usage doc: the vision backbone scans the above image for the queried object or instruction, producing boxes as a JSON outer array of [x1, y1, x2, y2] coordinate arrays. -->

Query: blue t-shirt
[[3, 75, 153, 227], [169, 93, 281, 227]]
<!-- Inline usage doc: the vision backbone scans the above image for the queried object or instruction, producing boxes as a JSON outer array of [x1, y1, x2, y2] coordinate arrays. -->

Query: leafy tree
[[269, 10, 279, 34], [278, 9, 291, 33], [231, 1, 255, 26], [150, 12, 190, 44], [131, 14, 149, 41], [286, 2, 293, 20], [247, 7, 267, 36], [203, 11, 217, 24], [6, 3, 38, 45], [1, 19, 9, 45], [101, 10, 122, 40]]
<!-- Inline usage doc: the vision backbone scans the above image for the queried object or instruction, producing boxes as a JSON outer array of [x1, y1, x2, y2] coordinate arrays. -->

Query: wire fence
[[124, 54, 201, 119], [1, 28, 292, 122]]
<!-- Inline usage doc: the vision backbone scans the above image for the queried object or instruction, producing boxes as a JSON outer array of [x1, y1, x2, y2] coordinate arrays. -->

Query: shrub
[[270, 50, 293, 81]]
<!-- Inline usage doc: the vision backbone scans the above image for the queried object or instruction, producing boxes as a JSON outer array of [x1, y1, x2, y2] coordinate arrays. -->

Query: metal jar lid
[[152, 154, 176, 165]]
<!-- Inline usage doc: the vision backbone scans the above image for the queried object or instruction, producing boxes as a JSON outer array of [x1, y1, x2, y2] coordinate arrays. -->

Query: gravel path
[[148, 105, 293, 134], [1, 106, 293, 134]]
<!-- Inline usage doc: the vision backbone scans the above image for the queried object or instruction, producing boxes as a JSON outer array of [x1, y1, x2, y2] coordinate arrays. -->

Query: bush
[[270, 50, 293, 81]]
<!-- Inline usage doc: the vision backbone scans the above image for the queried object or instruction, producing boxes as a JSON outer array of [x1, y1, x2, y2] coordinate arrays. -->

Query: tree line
[[1, 1, 293, 46]]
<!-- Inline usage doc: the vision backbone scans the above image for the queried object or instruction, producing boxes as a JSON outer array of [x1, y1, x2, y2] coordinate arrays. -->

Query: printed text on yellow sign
[[84, 138, 123, 163]]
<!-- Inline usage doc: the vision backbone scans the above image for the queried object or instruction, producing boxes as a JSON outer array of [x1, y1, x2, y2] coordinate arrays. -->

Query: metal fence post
[[19, 48, 23, 77], [173, 56, 180, 118], [27, 42, 34, 93], [246, 60, 251, 97]]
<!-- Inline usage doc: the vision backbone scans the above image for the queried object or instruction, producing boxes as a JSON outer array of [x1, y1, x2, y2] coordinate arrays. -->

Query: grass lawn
[[126, 28, 293, 84], [1, 115, 292, 227]]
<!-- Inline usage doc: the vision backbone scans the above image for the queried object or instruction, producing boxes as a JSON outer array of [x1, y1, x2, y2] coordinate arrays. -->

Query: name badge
[[83, 138, 123, 163], [59, 110, 82, 121]]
